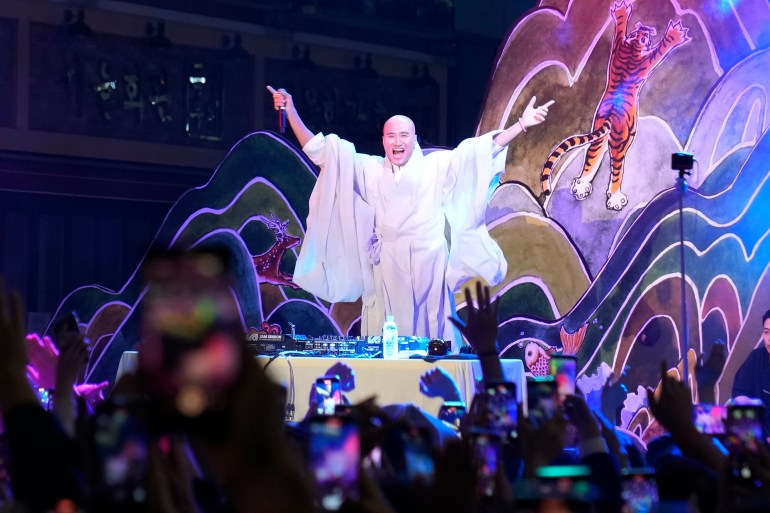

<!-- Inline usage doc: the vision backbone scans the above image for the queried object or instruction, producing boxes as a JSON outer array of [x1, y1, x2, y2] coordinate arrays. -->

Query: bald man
[[268, 86, 552, 348]]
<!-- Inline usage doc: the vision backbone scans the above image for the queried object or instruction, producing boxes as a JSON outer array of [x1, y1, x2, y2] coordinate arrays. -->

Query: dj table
[[115, 351, 525, 421]]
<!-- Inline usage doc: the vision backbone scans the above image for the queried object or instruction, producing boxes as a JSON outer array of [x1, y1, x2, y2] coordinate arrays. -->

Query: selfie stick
[[673, 152, 694, 387]]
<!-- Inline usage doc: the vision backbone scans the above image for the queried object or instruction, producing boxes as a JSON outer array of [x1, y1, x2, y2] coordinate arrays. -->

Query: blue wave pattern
[[500, 127, 770, 376]]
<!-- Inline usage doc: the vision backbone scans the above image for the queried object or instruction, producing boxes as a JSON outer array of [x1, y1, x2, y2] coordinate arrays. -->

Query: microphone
[[278, 106, 287, 134]]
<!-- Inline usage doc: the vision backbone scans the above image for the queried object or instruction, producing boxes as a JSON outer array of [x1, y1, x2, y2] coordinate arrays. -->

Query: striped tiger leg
[[606, 125, 636, 210], [571, 138, 607, 200]]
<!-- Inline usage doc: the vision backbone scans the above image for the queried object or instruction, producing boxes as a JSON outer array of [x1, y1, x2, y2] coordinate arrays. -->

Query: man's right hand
[[265, 85, 315, 146], [266, 85, 291, 111]]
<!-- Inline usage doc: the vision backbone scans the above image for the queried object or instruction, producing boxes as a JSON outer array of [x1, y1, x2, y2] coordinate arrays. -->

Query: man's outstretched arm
[[493, 96, 554, 147], [266, 85, 315, 148]]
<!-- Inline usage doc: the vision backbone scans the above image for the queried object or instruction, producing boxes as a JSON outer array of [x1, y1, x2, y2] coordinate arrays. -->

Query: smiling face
[[382, 115, 416, 167]]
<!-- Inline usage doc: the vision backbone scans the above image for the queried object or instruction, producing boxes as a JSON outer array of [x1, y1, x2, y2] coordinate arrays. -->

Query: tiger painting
[[539, 0, 691, 211]]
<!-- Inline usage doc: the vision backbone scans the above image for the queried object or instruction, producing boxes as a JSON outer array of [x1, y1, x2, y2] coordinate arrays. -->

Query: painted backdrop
[[54, 0, 770, 446]]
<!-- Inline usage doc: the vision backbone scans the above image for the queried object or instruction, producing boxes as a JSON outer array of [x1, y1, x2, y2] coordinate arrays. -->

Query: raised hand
[[74, 381, 109, 411], [0, 279, 37, 410], [266, 85, 292, 111], [448, 282, 499, 356], [563, 394, 601, 441], [646, 360, 694, 436], [0, 280, 26, 374], [519, 96, 555, 129], [54, 333, 88, 391], [695, 340, 726, 403], [25, 334, 59, 390]]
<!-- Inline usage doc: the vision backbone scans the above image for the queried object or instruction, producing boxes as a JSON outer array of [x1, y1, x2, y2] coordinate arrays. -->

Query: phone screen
[[315, 377, 342, 416], [621, 468, 658, 513], [470, 431, 501, 498], [138, 249, 243, 418], [309, 415, 360, 511], [549, 355, 577, 405], [438, 401, 466, 429], [92, 401, 148, 509], [527, 377, 557, 424], [692, 404, 727, 435], [402, 426, 435, 482], [727, 405, 765, 452], [727, 405, 766, 486], [485, 381, 518, 438]]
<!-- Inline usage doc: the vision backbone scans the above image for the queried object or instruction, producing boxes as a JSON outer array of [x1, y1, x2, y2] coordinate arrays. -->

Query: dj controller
[[246, 332, 450, 357]]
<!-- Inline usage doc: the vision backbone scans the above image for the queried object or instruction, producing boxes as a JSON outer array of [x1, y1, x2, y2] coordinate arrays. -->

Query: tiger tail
[[539, 119, 612, 201]]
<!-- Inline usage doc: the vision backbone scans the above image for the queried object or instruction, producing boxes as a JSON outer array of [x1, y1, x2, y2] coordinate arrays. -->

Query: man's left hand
[[520, 96, 555, 129]]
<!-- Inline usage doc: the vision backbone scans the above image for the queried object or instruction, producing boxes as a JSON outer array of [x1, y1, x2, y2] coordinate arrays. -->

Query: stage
[[116, 351, 526, 420]]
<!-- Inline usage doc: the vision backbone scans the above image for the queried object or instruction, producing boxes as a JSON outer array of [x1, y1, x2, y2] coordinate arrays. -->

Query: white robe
[[293, 131, 508, 349]]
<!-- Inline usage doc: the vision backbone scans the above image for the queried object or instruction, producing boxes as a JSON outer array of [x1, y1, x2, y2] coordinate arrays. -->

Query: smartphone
[[92, 399, 149, 511], [727, 404, 766, 486], [315, 376, 343, 416], [309, 415, 360, 511], [401, 426, 435, 483], [51, 311, 81, 351], [437, 401, 466, 429], [549, 355, 577, 406], [484, 381, 518, 439], [138, 248, 243, 419], [334, 404, 353, 416], [620, 468, 658, 513], [469, 430, 501, 498], [52, 311, 79, 335], [526, 377, 557, 425], [692, 403, 727, 435], [727, 404, 765, 452]]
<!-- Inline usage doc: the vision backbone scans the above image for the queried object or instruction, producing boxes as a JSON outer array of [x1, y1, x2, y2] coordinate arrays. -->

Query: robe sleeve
[[293, 133, 376, 303], [444, 131, 508, 291]]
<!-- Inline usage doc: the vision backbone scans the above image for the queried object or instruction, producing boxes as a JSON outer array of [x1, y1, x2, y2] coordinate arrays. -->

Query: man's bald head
[[382, 115, 417, 167]]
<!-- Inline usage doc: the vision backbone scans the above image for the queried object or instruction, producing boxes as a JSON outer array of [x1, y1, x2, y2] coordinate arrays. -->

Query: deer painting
[[252, 212, 301, 288]]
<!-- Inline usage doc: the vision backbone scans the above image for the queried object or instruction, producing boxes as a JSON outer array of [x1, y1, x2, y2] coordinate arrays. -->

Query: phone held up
[[89, 397, 149, 513], [315, 376, 343, 416], [51, 310, 82, 351], [620, 467, 658, 513], [726, 403, 766, 487], [483, 381, 518, 440], [526, 377, 558, 426], [692, 403, 727, 436], [308, 414, 360, 511], [549, 354, 577, 406], [137, 247, 244, 424], [438, 401, 467, 429], [468, 429, 502, 498]]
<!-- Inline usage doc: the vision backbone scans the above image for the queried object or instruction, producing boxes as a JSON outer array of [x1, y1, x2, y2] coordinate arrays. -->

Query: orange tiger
[[540, 0, 691, 211]]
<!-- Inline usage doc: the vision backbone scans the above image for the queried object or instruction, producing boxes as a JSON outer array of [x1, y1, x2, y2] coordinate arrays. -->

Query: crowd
[[2, 262, 770, 513]]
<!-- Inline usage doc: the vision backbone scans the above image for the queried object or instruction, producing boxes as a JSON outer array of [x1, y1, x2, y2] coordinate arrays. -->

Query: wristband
[[518, 118, 527, 132]]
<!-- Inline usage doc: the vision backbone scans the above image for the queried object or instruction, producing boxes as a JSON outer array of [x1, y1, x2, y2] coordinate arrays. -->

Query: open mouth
[[393, 148, 404, 156]]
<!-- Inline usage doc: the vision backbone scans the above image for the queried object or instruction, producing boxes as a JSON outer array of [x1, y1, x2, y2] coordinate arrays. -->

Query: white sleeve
[[444, 131, 508, 291], [302, 132, 328, 167]]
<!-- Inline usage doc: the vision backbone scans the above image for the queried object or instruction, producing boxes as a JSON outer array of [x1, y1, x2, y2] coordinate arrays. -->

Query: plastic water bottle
[[382, 315, 399, 360]]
